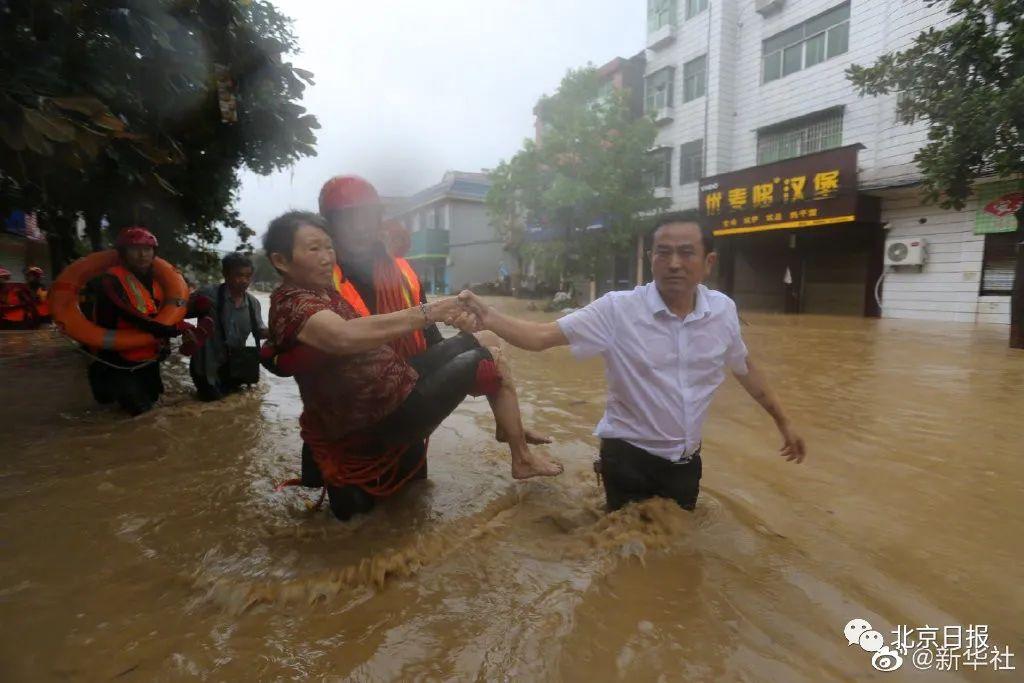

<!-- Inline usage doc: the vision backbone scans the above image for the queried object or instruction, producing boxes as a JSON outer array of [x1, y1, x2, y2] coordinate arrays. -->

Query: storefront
[[1, 211, 49, 282], [700, 144, 883, 316]]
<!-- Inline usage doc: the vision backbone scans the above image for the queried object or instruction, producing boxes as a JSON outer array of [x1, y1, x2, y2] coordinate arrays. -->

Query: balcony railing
[[408, 228, 449, 258]]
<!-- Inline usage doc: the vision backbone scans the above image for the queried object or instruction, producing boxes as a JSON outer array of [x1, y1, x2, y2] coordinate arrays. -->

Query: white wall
[[879, 189, 1010, 324]]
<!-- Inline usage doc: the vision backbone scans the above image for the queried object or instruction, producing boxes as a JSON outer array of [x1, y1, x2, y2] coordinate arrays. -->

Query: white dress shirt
[[557, 283, 749, 461]]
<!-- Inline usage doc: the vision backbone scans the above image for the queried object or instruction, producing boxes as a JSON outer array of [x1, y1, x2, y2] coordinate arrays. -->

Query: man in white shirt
[[458, 210, 806, 511]]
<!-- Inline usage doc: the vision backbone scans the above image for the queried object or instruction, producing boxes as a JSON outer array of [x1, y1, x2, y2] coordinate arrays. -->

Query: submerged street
[[1, 297, 1021, 681]]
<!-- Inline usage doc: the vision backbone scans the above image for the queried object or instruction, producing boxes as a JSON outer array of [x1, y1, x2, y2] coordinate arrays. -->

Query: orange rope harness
[[299, 424, 427, 498], [373, 257, 425, 358]]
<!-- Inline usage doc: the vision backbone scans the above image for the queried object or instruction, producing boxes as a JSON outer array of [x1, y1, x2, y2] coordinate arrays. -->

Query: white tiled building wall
[[643, 0, 1008, 324]]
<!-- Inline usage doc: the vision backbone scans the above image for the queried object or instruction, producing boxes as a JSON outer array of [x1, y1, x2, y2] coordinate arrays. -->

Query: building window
[[647, 0, 676, 32], [647, 147, 673, 188], [411, 213, 421, 233], [685, 0, 707, 20], [756, 108, 844, 164], [679, 139, 703, 184], [644, 67, 675, 113], [682, 55, 706, 103], [762, 2, 850, 83], [423, 208, 435, 231], [980, 232, 1018, 296], [435, 203, 446, 231]]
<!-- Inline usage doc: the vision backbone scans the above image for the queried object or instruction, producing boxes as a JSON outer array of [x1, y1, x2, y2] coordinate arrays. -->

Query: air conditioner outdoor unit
[[653, 107, 674, 125], [755, 0, 785, 16], [647, 24, 676, 50], [884, 237, 928, 266]]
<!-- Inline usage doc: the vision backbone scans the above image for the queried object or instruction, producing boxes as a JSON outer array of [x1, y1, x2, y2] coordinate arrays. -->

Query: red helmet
[[25, 266, 44, 277], [116, 227, 159, 248], [380, 219, 411, 258], [319, 175, 380, 214]]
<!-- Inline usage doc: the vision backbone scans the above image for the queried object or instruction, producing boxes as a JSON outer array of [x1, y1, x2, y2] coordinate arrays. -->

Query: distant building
[[1, 211, 49, 282], [391, 171, 511, 295]]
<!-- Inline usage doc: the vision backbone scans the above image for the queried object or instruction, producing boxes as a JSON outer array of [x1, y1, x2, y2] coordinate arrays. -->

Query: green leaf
[[293, 67, 315, 83], [23, 108, 77, 143], [49, 97, 110, 117]]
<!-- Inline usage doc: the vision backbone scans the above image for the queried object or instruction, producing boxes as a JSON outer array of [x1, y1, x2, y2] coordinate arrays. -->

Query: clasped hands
[[422, 290, 488, 333]]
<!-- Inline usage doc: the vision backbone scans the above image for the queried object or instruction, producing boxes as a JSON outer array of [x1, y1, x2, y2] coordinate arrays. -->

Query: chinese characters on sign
[[700, 145, 863, 236], [974, 180, 1023, 235]]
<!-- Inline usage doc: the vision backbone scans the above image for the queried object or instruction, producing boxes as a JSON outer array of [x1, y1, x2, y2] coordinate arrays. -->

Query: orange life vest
[[1, 284, 31, 323], [100, 265, 165, 362], [331, 258, 426, 355], [31, 285, 49, 318]]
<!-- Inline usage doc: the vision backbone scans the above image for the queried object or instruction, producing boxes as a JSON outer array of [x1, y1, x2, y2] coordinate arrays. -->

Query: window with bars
[[647, 0, 676, 32], [679, 139, 703, 185], [647, 147, 673, 188], [762, 2, 850, 83], [757, 109, 843, 164], [685, 0, 707, 20], [644, 67, 675, 113], [980, 232, 1018, 296], [682, 55, 706, 102]]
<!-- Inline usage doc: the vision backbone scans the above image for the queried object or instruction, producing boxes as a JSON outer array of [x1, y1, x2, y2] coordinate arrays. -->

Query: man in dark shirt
[[188, 252, 268, 401]]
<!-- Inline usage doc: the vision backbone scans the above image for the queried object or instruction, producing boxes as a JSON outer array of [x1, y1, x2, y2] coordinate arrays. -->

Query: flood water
[[1, 296, 1022, 681]]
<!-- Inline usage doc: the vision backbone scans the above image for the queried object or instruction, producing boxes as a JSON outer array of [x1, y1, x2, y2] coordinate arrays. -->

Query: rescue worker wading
[[294, 176, 442, 503], [24, 266, 50, 323], [86, 227, 185, 416], [0, 266, 37, 330], [264, 211, 563, 522]]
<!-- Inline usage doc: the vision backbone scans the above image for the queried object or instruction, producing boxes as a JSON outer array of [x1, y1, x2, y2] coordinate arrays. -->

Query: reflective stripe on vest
[[332, 264, 371, 317], [331, 260, 426, 355], [331, 261, 420, 316], [104, 265, 164, 361], [394, 258, 422, 308]]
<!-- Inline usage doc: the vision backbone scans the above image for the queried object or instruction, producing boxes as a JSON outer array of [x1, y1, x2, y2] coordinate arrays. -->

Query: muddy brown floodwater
[[1, 295, 1022, 681]]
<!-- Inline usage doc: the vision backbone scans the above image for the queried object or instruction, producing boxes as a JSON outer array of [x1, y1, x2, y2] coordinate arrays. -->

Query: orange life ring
[[50, 250, 188, 351]]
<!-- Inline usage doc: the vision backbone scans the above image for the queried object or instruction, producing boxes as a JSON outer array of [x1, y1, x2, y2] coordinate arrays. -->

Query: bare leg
[[474, 331, 562, 479]]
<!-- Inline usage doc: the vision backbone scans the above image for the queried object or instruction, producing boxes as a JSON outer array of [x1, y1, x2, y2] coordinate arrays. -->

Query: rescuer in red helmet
[[0, 266, 36, 329], [265, 176, 560, 521], [23, 266, 50, 323], [86, 227, 187, 416]]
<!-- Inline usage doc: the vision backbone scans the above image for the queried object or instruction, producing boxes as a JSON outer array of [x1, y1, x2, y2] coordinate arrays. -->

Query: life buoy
[[50, 250, 188, 351]]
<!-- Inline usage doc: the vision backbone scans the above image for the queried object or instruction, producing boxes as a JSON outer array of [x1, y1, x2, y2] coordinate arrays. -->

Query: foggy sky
[[229, 0, 644, 248]]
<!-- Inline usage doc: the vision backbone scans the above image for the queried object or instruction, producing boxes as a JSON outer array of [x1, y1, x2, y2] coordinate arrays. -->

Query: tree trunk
[[1010, 205, 1024, 349], [43, 212, 78, 274], [83, 211, 103, 252]]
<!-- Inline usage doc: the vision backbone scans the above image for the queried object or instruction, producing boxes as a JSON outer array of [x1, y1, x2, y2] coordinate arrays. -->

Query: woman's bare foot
[[496, 426, 552, 445], [510, 448, 564, 479]]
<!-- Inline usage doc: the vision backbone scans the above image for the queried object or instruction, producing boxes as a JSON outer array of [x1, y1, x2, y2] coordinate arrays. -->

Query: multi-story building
[[391, 171, 511, 294], [643, 0, 1015, 323], [1, 211, 48, 281]]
